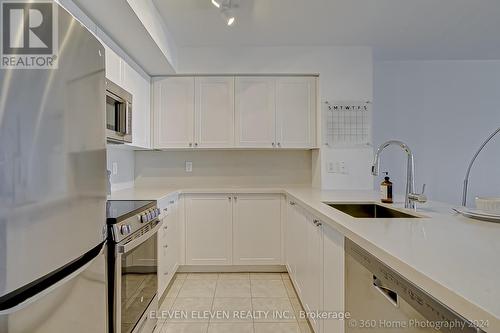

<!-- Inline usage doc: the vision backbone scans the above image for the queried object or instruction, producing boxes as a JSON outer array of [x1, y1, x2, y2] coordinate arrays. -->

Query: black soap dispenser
[[380, 172, 393, 204]]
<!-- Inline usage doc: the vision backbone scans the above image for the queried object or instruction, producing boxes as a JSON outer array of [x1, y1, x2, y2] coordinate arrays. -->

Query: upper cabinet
[[153, 77, 195, 148], [235, 77, 276, 148], [153, 75, 317, 150], [276, 77, 316, 148], [195, 77, 235, 148], [103, 44, 121, 84], [123, 63, 151, 149]]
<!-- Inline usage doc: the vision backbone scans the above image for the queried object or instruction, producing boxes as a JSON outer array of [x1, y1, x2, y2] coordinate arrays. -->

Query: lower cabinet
[[323, 223, 345, 333], [158, 196, 179, 298], [286, 201, 308, 296], [184, 193, 283, 266], [233, 194, 282, 265], [185, 194, 233, 265], [286, 199, 323, 333]]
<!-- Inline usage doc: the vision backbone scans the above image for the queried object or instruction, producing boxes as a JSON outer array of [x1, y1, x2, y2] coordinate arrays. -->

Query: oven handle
[[118, 219, 163, 254]]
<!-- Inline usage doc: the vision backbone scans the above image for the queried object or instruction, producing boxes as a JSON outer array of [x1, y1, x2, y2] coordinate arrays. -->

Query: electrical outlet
[[327, 160, 348, 174], [185, 161, 193, 173], [112, 162, 118, 175], [327, 162, 335, 173]]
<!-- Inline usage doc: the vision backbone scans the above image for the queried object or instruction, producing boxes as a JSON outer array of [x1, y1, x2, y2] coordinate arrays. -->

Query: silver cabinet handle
[[228, 196, 232, 201], [189, 142, 192, 147], [233, 196, 237, 201], [163, 225, 168, 230], [277, 142, 281, 147], [313, 219, 322, 226], [164, 208, 168, 212], [289, 201, 296, 206], [272, 142, 275, 147], [164, 272, 169, 276], [194, 142, 198, 147], [164, 244, 168, 248], [169, 200, 175, 204]]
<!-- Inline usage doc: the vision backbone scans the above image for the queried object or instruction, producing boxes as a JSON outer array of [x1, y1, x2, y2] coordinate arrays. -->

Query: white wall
[[106, 147, 135, 191], [134, 150, 312, 188], [374, 60, 500, 205], [177, 46, 374, 190]]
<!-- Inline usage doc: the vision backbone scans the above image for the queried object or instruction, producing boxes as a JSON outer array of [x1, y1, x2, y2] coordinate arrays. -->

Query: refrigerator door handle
[[0, 242, 105, 315]]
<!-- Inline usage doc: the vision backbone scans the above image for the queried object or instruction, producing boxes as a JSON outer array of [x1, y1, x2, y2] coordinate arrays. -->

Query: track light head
[[212, 0, 237, 26], [222, 9, 235, 26]]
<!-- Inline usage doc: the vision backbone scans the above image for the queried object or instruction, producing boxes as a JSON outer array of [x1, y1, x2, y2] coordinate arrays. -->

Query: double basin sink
[[324, 203, 420, 219]]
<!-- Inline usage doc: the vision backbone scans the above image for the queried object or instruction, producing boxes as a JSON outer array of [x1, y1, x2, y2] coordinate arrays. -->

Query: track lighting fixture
[[211, 0, 236, 26]]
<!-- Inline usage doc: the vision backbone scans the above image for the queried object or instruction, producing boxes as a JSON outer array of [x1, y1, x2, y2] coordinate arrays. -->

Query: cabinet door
[[304, 216, 323, 333], [323, 224, 345, 333], [276, 77, 316, 148], [235, 77, 276, 148], [185, 194, 233, 265], [195, 77, 235, 148], [103, 43, 122, 84], [286, 201, 308, 297], [233, 194, 281, 265], [153, 77, 195, 148], [123, 63, 151, 149]]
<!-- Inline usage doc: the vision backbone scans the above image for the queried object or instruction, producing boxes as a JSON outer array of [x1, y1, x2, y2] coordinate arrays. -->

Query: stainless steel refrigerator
[[0, 3, 108, 332]]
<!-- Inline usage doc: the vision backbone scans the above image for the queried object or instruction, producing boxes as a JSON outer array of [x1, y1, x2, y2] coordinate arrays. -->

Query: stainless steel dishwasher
[[345, 239, 485, 333]]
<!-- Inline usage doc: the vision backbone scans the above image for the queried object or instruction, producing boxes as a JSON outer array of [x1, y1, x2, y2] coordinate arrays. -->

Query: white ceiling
[[153, 0, 500, 60]]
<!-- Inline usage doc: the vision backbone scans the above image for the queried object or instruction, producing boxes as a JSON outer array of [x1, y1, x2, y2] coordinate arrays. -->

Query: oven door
[[113, 221, 161, 333]]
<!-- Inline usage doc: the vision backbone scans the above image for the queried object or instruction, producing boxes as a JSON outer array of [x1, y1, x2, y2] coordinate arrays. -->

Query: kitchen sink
[[324, 203, 420, 218]]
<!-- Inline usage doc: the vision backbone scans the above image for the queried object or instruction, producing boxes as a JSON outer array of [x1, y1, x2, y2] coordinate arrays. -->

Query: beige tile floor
[[154, 272, 313, 333]]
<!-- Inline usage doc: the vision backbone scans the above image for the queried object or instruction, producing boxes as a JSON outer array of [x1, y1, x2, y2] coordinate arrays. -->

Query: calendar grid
[[324, 101, 371, 147]]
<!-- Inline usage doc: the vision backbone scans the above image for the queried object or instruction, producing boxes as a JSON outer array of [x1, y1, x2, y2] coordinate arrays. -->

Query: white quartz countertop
[[110, 186, 500, 332]]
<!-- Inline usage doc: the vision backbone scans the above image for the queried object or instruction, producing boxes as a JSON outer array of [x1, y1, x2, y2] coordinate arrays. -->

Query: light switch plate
[[185, 161, 193, 173]]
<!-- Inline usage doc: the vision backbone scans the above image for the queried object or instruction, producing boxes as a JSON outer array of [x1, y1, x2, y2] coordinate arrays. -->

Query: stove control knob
[[155, 208, 161, 217], [140, 214, 148, 223], [120, 225, 131, 235]]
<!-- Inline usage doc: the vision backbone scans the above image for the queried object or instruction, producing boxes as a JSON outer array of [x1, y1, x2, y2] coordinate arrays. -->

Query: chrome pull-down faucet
[[371, 140, 417, 209]]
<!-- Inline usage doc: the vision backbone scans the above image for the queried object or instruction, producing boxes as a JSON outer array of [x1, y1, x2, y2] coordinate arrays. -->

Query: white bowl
[[475, 197, 500, 215]]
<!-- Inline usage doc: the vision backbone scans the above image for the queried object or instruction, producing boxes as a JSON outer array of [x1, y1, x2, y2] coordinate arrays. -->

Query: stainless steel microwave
[[106, 79, 132, 144]]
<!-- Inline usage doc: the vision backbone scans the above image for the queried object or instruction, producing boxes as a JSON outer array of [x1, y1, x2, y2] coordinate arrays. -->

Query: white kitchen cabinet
[[157, 196, 179, 298], [152, 75, 316, 149], [103, 43, 122, 85], [123, 63, 151, 149], [235, 77, 276, 148], [195, 77, 235, 148], [286, 201, 308, 297], [153, 77, 195, 148], [303, 215, 323, 333], [233, 194, 282, 265], [185, 194, 233, 265], [276, 77, 316, 148], [323, 223, 345, 333], [286, 200, 323, 333]]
